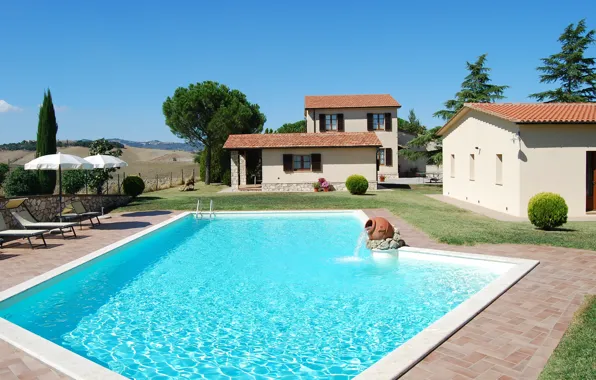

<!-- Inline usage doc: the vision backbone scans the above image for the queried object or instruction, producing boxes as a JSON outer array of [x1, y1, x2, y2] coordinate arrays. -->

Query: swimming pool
[[0, 211, 538, 379]]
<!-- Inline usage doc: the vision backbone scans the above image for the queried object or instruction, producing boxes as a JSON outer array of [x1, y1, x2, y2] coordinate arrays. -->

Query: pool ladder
[[195, 199, 215, 219]]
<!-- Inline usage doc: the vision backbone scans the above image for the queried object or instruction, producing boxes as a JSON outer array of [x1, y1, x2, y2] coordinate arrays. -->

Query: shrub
[[346, 174, 369, 195], [222, 170, 231, 187], [0, 163, 9, 187], [528, 192, 568, 230], [3, 167, 41, 196], [62, 170, 87, 194], [122, 176, 145, 197]]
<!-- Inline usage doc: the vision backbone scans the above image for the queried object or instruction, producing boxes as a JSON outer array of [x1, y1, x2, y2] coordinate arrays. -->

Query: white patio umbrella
[[24, 152, 93, 221], [83, 154, 128, 216], [84, 154, 128, 169]]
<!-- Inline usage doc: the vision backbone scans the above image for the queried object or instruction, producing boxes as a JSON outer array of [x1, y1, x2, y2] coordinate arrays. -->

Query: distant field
[[0, 145, 198, 181]]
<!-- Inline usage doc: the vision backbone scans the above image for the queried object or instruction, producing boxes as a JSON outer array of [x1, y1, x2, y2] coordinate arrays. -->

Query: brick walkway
[[1, 209, 595, 379]]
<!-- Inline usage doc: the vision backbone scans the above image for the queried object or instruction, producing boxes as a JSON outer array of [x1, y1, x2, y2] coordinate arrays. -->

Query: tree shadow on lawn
[[536, 227, 578, 232]]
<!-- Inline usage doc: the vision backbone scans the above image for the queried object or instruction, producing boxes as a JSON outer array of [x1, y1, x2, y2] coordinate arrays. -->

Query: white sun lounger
[[12, 210, 78, 239], [0, 214, 48, 249]]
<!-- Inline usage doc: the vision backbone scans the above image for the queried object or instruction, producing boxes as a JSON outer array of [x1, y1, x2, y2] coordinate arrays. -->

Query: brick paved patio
[[1, 209, 595, 379]]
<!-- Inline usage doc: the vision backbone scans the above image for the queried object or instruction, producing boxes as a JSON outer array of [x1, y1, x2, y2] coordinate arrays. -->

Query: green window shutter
[[283, 154, 293, 171], [385, 113, 392, 131], [337, 114, 344, 132], [367, 113, 373, 131], [319, 114, 326, 132], [311, 154, 322, 171]]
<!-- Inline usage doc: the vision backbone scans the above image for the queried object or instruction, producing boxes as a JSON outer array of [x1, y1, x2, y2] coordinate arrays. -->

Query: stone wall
[[230, 151, 239, 189], [0, 195, 131, 228], [262, 182, 378, 192]]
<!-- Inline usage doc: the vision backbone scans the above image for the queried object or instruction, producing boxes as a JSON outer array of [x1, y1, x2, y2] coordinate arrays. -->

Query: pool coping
[[0, 210, 539, 380]]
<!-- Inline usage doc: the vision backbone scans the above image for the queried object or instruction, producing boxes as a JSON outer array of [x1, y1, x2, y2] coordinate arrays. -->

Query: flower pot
[[380, 177, 385, 182], [323, 188, 329, 192], [313, 188, 319, 192]]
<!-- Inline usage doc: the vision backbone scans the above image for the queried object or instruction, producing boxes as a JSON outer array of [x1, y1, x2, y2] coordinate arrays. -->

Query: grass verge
[[539, 295, 596, 380]]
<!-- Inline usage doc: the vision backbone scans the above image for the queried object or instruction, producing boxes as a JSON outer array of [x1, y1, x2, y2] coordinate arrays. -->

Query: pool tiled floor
[[1, 209, 595, 379]]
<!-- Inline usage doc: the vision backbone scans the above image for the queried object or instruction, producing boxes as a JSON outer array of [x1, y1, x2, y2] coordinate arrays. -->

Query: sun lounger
[[12, 210, 77, 239], [60, 201, 101, 228], [0, 214, 48, 249]]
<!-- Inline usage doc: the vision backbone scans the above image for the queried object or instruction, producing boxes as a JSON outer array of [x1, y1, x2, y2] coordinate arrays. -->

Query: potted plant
[[379, 174, 386, 182], [313, 182, 321, 192], [321, 180, 330, 192]]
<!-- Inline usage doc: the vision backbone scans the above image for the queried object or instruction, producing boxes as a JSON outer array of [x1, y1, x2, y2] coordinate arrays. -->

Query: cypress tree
[[434, 54, 509, 121], [530, 19, 596, 102], [36, 90, 58, 194]]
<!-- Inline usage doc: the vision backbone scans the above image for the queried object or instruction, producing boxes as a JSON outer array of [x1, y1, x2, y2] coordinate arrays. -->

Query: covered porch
[[230, 149, 262, 191]]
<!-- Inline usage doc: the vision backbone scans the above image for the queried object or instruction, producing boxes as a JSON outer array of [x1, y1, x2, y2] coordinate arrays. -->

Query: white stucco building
[[438, 103, 596, 217], [224, 94, 401, 192]]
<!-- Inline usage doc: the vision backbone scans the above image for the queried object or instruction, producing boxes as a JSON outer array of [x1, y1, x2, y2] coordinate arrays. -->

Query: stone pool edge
[[355, 246, 539, 379], [0, 210, 367, 380]]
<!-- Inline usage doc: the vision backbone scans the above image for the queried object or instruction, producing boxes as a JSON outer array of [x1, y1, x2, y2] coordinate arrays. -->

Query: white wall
[[519, 124, 596, 217], [262, 147, 377, 183], [305, 107, 398, 176], [442, 112, 522, 216]]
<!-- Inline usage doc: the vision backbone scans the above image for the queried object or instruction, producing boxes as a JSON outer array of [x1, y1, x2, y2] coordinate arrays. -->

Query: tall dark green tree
[[276, 120, 306, 133], [163, 81, 266, 184], [399, 109, 426, 135], [399, 126, 443, 167], [434, 54, 509, 120], [530, 19, 596, 102], [36, 89, 59, 194]]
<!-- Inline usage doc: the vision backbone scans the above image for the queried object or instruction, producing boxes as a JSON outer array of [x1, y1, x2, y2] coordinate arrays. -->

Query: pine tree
[[434, 54, 509, 121], [36, 90, 59, 194], [530, 19, 596, 102]]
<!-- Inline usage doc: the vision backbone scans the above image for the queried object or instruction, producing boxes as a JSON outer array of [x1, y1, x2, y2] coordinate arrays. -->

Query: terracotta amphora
[[364, 217, 395, 240]]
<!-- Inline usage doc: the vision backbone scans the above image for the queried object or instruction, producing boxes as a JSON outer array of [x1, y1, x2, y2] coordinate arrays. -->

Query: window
[[450, 154, 455, 178], [496, 154, 503, 185], [377, 148, 393, 166], [377, 149, 385, 165], [293, 155, 311, 171], [325, 114, 338, 131], [469, 154, 475, 181], [372, 114, 385, 130]]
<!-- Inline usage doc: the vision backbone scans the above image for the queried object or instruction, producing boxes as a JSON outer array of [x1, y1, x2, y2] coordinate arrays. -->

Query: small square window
[[496, 154, 503, 185]]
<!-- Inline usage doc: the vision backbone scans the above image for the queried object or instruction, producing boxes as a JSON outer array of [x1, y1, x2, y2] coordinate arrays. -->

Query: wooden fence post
[[155, 174, 158, 191]]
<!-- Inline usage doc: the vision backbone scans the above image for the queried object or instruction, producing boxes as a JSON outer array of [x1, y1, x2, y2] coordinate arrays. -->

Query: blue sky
[[1, 0, 595, 143]]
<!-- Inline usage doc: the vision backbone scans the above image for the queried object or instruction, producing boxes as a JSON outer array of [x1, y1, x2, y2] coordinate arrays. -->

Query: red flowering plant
[[319, 178, 330, 191]]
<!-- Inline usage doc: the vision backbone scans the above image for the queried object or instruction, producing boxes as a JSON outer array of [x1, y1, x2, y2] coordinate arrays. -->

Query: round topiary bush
[[122, 176, 145, 197], [3, 167, 41, 197], [527, 192, 568, 230], [346, 174, 369, 195]]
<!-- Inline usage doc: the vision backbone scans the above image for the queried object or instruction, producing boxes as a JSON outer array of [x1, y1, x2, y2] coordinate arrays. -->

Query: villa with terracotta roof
[[438, 102, 596, 217], [224, 94, 400, 192]]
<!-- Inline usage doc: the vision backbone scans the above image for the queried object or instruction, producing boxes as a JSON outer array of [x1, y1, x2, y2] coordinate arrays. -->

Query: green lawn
[[539, 295, 596, 380], [118, 184, 596, 251]]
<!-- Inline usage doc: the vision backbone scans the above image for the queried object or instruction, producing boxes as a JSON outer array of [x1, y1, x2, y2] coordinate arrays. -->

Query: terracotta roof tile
[[305, 94, 400, 109], [465, 103, 596, 123], [223, 132, 382, 149]]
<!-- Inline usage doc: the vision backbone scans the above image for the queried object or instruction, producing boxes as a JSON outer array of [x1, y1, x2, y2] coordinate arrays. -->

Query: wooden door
[[588, 152, 596, 212]]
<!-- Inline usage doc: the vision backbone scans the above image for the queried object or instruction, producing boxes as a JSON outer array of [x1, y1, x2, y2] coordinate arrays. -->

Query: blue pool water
[[0, 213, 502, 379]]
